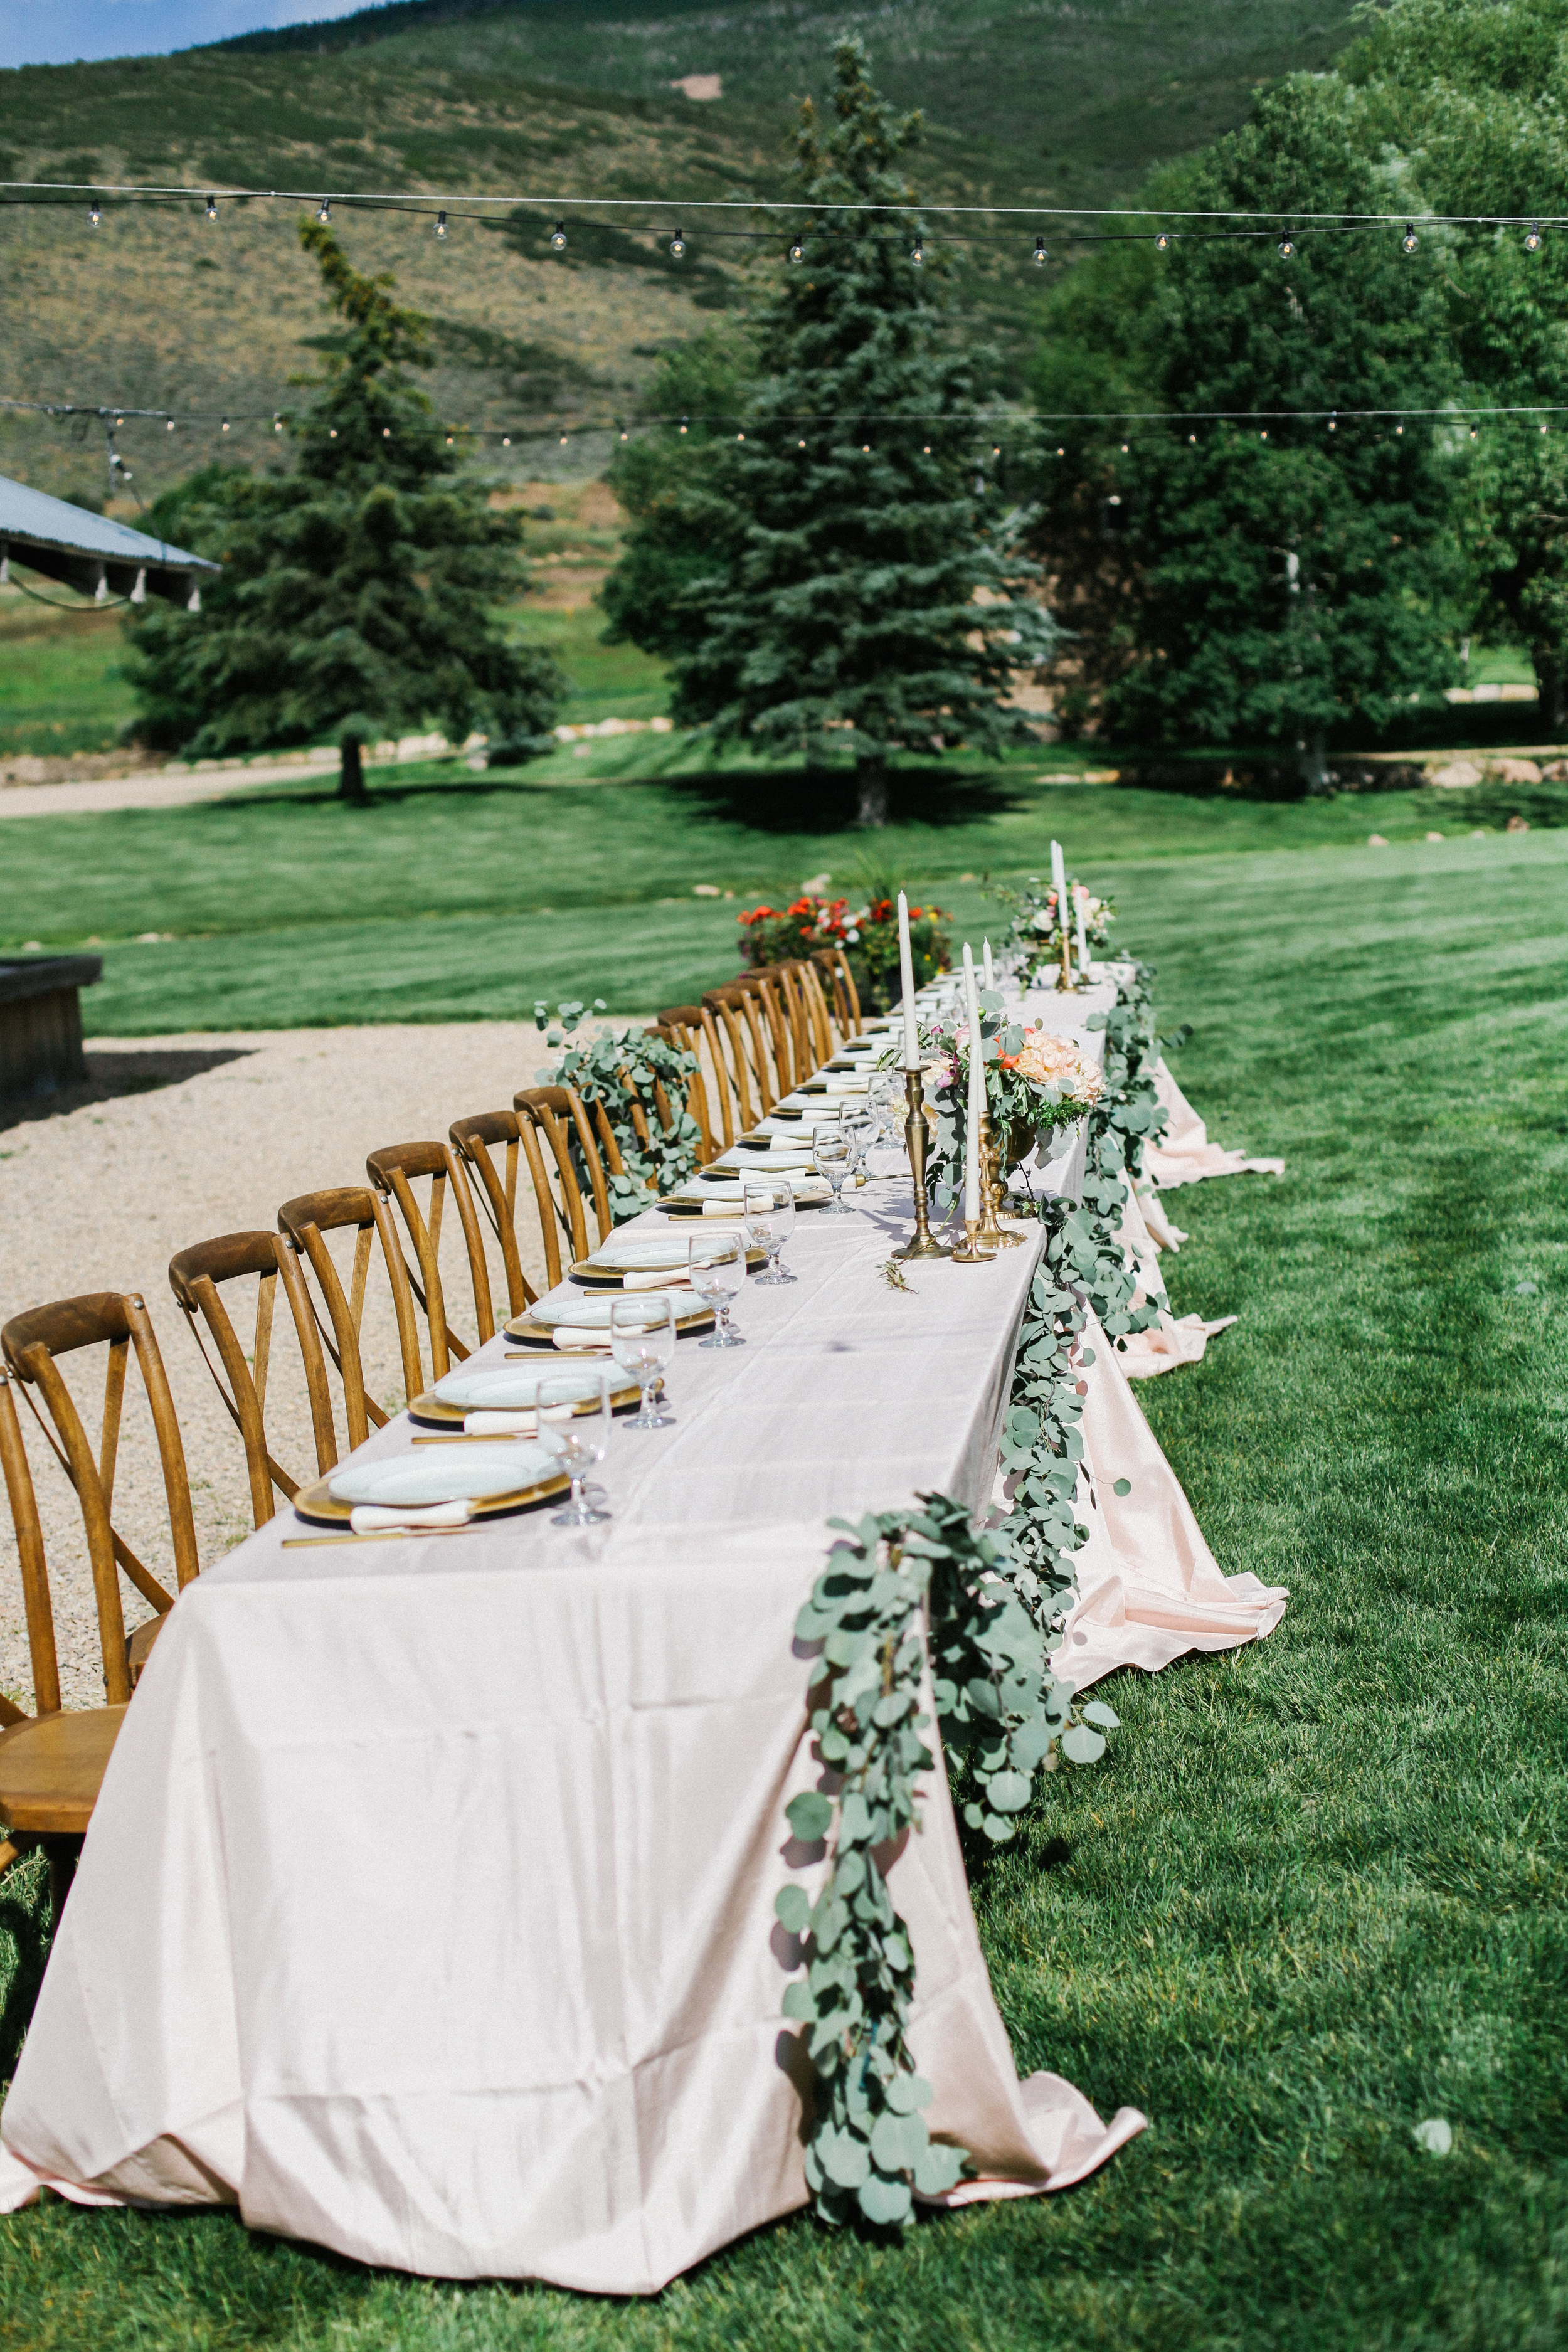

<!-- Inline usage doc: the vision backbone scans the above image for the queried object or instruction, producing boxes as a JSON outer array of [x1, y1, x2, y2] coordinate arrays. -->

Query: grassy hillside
[[0, 0, 1362, 504]]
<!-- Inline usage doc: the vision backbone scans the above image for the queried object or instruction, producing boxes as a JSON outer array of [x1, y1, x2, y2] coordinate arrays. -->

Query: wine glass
[[812, 1121, 854, 1215], [610, 1292, 677, 1429], [536, 1369, 612, 1526], [688, 1231, 746, 1347], [744, 1178, 796, 1285], [843, 1108, 876, 1180]]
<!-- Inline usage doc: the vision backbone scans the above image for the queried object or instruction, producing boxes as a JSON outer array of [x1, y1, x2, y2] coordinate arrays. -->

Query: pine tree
[[655, 38, 1056, 826], [126, 223, 562, 802]]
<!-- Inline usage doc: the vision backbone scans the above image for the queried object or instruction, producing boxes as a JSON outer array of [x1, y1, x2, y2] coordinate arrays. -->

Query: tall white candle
[[963, 943, 982, 1229], [897, 889, 919, 1069], [1050, 840, 1069, 945], [982, 937, 994, 991], [1076, 891, 1089, 973]]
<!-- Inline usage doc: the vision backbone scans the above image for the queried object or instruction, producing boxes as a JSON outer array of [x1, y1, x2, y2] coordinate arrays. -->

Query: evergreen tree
[[127, 223, 562, 802], [652, 38, 1056, 825], [1027, 76, 1463, 776]]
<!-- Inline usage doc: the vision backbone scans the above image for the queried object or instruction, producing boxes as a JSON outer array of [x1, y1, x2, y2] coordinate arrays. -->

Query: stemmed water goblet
[[536, 1369, 612, 1526], [811, 1120, 854, 1215], [843, 1108, 876, 1184], [688, 1231, 747, 1347], [610, 1292, 677, 1429], [744, 1179, 796, 1285]]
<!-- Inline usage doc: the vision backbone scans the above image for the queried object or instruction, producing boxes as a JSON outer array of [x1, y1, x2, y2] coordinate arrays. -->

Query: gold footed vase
[[976, 1114, 1030, 1249]]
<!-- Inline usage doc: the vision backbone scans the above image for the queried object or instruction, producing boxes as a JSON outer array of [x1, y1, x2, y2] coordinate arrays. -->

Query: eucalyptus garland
[[779, 1496, 1118, 2229], [534, 999, 705, 1219]]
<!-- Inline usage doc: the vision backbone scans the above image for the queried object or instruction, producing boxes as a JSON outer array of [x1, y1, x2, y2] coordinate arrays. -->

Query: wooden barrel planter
[[0, 955, 102, 1100]]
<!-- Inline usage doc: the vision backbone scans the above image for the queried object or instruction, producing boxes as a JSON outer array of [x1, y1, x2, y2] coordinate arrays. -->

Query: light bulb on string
[[1402, 222, 1417, 253], [1526, 220, 1542, 251], [679, 420, 687, 435], [736, 432, 745, 442], [383, 426, 392, 438], [1396, 423, 1404, 435], [205, 196, 218, 221], [502, 434, 510, 446], [799, 438, 807, 449], [1034, 236, 1048, 267], [620, 430, 628, 441], [1056, 445, 1065, 457], [1279, 235, 1295, 258], [220, 418, 230, 433], [1188, 432, 1197, 443], [88, 198, 100, 228], [317, 198, 331, 223], [1155, 232, 1169, 251], [788, 236, 804, 263], [435, 210, 447, 239], [1328, 416, 1337, 431], [923, 442, 931, 454], [329, 427, 337, 438], [166, 418, 174, 432], [549, 221, 567, 250], [273, 414, 283, 432], [1120, 441, 1130, 453], [910, 234, 924, 265], [1470, 424, 1478, 439], [669, 228, 686, 258]]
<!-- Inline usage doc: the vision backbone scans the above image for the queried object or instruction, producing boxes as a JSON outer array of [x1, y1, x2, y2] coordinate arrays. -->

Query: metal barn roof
[[0, 475, 220, 608]]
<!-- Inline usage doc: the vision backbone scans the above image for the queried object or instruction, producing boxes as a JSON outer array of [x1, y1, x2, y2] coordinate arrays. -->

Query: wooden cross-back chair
[[781, 960, 835, 1074], [703, 985, 781, 1123], [167, 1230, 333, 1517], [0, 1369, 134, 1900], [364, 1138, 495, 1377], [652, 1009, 721, 1159], [276, 1184, 429, 1444], [1, 1290, 199, 1712], [447, 1111, 543, 1340], [815, 945, 863, 1039], [742, 970, 804, 1096], [513, 1086, 624, 1288]]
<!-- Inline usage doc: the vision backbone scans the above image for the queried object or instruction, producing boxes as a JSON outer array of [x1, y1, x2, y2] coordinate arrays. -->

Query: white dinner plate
[[327, 1442, 556, 1508], [587, 1234, 697, 1271], [527, 1291, 674, 1328]]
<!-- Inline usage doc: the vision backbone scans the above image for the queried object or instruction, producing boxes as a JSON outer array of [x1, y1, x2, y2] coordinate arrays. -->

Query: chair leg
[[41, 1833, 81, 1919]]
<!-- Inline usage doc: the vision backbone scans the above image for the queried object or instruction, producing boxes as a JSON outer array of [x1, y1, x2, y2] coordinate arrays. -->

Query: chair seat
[[128, 1614, 166, 1683], [0, 1705, 127, 1835]]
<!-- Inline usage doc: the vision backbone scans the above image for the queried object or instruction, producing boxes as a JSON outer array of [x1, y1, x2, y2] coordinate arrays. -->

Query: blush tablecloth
[[0, 1183, 1148, 2286]]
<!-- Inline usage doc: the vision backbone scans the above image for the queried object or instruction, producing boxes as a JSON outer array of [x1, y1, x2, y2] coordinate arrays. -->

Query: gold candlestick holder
[[950, 1217, 995, 1264], [895, 1067, 950, 1261], [1055, 921, 1079, 992], [977, 1116, 1026, 1249]]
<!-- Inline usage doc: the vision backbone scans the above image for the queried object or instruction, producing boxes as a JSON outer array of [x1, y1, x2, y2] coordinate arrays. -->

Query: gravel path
[[0, 1022, 638, 1710]]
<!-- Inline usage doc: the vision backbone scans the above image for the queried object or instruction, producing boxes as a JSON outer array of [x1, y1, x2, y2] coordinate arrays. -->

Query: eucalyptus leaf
[[856, 2173, 913, 2227], [1061, 1723, 1107, 1765]]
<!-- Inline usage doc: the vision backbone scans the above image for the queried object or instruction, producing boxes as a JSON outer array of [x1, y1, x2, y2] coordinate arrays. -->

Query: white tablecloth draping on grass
[[0, 1189, 1148, 2286], [1143, 1061, 1286, 1190]]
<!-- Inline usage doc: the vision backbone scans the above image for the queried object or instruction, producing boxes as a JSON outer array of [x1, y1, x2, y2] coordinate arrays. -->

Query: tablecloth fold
[[1143, 1062, 1285, 1189]]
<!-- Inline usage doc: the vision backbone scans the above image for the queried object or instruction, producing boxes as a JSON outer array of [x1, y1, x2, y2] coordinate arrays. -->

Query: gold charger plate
[[659, 1193, 829, 1218], [569, 1249, 765, 1288], [292, 1465, 568, 1529], [407, 1378, 640, 1428], [503, 1306, 716, 1347]]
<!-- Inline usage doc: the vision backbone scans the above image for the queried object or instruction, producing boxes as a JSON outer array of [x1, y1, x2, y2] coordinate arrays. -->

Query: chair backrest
[[167, 1229, 332, 1517], [447, 1111, 543, 1338], [276, 1184, 424, 1443], [512, 1086, 623, 1286], [781, 960, 834, 1074], [651, 1009, 718, 1161], [703, 985, 774, 1121], [815, 945, 863, 1038], [743, 970, 802, 1096], [1, 1291, 198, 1707], [365, 1139, 490, 1381], [0, 1372, 64, 1722]]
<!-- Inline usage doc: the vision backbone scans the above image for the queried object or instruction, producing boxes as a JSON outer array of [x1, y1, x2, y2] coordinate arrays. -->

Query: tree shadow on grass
[[666, 765, 1029, 835]]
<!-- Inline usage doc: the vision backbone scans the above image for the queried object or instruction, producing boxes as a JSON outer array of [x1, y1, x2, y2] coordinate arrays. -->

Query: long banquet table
[[0, 1044, 1148, 2287]]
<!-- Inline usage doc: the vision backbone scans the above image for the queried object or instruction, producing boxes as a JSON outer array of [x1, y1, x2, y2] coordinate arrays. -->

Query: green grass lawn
[[1, 820, 1564, 2346], [4, 747, 1564, 1031], [0, 591, 135, 761]]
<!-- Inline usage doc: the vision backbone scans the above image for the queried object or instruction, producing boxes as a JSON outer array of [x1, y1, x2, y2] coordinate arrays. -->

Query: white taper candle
[[1050, 840, 1068, 945], [897, 889, 919, 1070], [963, 943, 982, 1229]]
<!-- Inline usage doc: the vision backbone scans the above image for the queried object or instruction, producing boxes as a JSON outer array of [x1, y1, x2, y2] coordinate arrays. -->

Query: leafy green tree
[[1026, 76, 1463, 774], [1350, 0, 1568, 725], [127, 223, 562, 802], [651, 38, 1057, 825]]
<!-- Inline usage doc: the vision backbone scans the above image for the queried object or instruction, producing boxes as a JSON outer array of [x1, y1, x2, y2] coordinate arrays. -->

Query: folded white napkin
[[621, 1268, 692, 1291], [348, 1500, 475, 1533], [550, 1328, 616, 1350], [462, 1409, 536, 1434]]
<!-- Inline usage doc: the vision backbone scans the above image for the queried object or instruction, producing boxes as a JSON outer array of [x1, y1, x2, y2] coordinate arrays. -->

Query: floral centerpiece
[[921, 999, 1103, 1219], [990, 876, 1114, 987], [736, 892, 951, 1012]]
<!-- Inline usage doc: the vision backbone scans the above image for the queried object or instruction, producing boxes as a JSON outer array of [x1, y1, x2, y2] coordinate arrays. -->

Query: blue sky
[[0, 1, 376, 70]]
